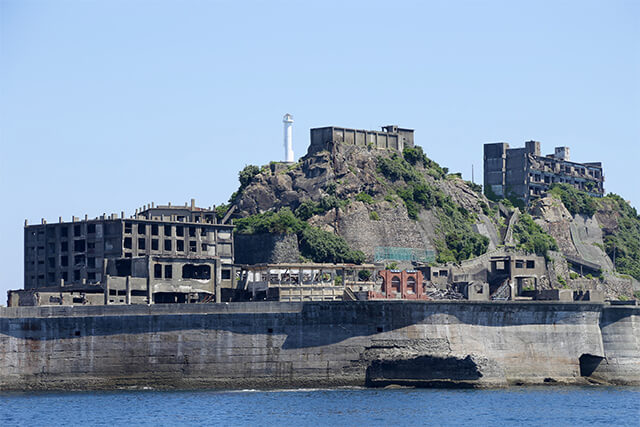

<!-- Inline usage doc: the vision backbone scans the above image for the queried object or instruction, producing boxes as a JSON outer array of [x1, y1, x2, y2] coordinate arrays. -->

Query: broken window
[[189, 227, 196, 237], [189, 241, 197, 252], [151, 239, 159, 251], [515, 260, 524, 269], [87, 257, 95, 268], [47, 272, 55, 283], [61, 256, 69, 267], [154, 264, 162, 278], [62, 272, 68, 281], [164, 239, 172, 251], [526, 260, 535, 269], [87, 223, 96, 234], [124, 237, 132, 249], [164, 225, 172, 236], [201, 228, 207, 237], [138, 238, 146, 250], [165, 265, 172, 279], [176, 226, 184, 237], [48, 258, 55, 268], [124, 222, 133, 234], [115, 259, 132, 276], [138, 224, 146, 234], [131, 290, 147, 297], [221, 269, 231, 280], [182, 264, 211, 280], [74, 255, 84, 266], [60, 226, 68, 236], [177, 240, 184, 252], [87, 271, 96, 281], [74, 224, 82, 236], [407, 276, 416, 293], [74, 239, 86, 252], [201, 243, 208, 252], [60, 241, 68, 252], [151, 224, 159, 235], [74, 270, 80, 281], [391, 276, 401, 293]]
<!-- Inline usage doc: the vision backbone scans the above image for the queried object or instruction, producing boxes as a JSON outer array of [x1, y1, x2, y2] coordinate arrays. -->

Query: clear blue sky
[[1, 0, 638, 298]]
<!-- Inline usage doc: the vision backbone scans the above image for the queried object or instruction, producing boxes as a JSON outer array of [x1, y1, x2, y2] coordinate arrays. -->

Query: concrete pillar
[[125, 276, 130, 305], [215, 259, 222, 303]]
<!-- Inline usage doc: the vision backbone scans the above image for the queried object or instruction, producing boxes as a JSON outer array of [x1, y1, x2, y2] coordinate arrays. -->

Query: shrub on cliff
[[550, 184, 599, 217], [513, 213, 558, 257], [601, 194, 640, 280], [299, 227, 365, 264], [235, 208, 365, 264]]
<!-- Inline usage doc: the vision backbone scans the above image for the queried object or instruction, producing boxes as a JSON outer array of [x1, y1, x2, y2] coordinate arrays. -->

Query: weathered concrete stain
[[0, 301, 637, 391]]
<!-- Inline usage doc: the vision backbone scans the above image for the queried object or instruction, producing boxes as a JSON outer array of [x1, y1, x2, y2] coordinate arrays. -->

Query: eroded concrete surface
[[0, 301, 637, 391]]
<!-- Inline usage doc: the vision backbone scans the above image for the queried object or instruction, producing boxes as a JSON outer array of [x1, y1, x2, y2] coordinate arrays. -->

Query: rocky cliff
[[231, 140, 498, 265], [226, 139, 639, 299]]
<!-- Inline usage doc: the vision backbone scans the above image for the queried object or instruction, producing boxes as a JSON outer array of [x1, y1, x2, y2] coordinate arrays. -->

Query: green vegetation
[[512, 213, 558, 257], [235, 208, 365, 264], [369, 211, 380, 221], [570, 272, 578, 280], [402, 146, 446, 179], [465, 181, 483, 194], [601, 194, 640, 280], [557, 275, 567, 286], [634, 291, 640, 300], [355, 192, 374, 204], [215, 203, 230, 221], [298, 226, 365, 264], [234, 208, 305, 235], [293, 196, 347, 221], [239, 165, 260, 188], [550, 184, 599, 216], [434, 203, 489, 264], [377, 151, 488, 263], [358, 270, 372, 281]]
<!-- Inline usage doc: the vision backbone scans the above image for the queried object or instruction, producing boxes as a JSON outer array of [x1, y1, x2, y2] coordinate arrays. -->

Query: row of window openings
[[32, 256, 98, 269], [124, 238, 210, 252], [31, 240, 94, 254], [124, 223, 210, 238], [36, 224, 98, 239], [153, 264, 211, 280], [31, 270, 100, 283]]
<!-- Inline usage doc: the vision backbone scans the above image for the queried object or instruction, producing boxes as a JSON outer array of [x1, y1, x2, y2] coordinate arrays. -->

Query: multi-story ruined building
[[18, 200, 235, 305], [309, 125, 414, 154], [484, 141, 604, 206]]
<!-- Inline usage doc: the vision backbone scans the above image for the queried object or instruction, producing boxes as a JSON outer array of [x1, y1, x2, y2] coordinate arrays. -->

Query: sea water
[[0, 386, 638, 426]]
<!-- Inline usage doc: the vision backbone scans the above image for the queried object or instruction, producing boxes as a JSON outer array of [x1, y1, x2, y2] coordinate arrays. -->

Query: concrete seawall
[[0, 301, 637, 390]]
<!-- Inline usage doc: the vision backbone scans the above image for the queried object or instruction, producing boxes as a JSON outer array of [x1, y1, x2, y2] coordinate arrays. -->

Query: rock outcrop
[[232, 141, 497, 262]]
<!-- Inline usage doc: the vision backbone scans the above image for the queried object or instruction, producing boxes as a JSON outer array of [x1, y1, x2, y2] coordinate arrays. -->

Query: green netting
[[374, 247, 435, 263]]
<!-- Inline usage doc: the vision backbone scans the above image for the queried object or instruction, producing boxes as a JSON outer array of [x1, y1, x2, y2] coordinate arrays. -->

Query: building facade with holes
[[484, 141, 604, 206], [15, 201, 236, 306]]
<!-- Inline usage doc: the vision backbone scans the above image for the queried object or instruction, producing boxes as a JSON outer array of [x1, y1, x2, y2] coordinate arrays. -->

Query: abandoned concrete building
[[484, 141, 604, 205], [15, 200, 235, 306], [238, 263, 378, 302], [309, 125, 414, 154]]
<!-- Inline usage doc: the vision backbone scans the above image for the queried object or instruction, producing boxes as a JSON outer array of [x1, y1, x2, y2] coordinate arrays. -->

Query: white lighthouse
[[283, 113, 294, 163]]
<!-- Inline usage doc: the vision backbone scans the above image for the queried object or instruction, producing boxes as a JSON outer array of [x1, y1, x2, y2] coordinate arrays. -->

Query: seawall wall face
[[0, 302, 636, 390]]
